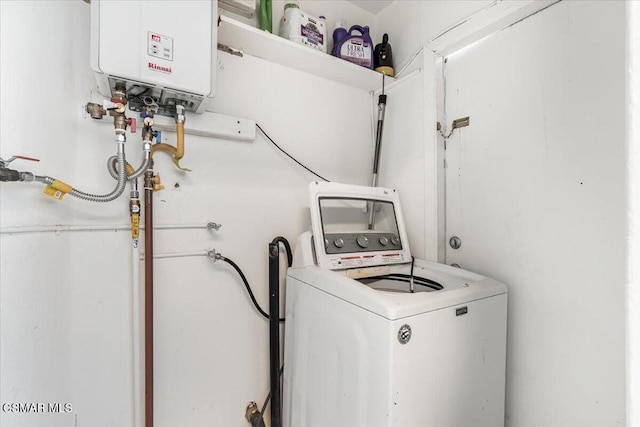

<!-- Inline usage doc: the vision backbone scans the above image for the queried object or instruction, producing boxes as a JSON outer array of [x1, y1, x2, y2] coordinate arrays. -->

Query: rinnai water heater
[[90, 0, 217, 115]]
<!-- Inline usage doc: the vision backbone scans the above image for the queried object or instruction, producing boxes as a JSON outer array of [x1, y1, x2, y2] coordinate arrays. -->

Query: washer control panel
[[324, 232, 402, 254]]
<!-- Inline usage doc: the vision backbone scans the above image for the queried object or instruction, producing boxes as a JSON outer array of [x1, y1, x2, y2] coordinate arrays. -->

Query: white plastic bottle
[[278, 2, 300, 42], [278, 2, 327, 53]]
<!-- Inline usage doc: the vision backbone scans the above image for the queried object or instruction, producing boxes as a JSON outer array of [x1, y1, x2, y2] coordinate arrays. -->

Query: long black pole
[[144, 170, 154, 427], [268, 241, 281, 427], [371, 74, 388, 188]]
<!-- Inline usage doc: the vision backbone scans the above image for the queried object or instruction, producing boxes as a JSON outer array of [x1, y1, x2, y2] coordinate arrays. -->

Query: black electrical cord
[[256, 123, 330, 183], [271, 236, 293, 267]]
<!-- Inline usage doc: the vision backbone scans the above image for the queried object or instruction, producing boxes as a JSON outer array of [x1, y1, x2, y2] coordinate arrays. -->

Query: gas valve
[[126, 117, 137, 133], [0, 155, 40, 182]]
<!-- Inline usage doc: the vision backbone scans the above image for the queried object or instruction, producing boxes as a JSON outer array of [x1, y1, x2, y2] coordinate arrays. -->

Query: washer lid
[[309, 182, 412, 270]]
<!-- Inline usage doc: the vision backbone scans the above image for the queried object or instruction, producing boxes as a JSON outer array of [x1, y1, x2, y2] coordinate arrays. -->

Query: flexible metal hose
[[34, 175, 54, 185], [107, 155, 150, 181], [69, 143, 128, 202]]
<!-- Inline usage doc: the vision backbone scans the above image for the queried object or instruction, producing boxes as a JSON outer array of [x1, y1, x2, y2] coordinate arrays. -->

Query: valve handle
[[126, 118, 137, 133], [11, 155, 40, 162], [0, 155, 40, 166]]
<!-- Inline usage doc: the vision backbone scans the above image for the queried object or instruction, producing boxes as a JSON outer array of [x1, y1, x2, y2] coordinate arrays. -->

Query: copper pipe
[[144, 170, 155, 427]]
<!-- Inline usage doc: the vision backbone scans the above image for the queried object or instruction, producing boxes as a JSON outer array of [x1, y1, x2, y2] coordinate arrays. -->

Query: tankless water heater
[[90, 0, 217, 115]]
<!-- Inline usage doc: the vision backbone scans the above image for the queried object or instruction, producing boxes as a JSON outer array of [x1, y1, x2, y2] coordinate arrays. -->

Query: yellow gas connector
[[43, 180, 73, 200], [131, 213, 140, 239]]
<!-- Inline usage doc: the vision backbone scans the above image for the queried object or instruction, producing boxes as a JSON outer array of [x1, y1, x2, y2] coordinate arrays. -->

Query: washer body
[[283, 183, 507, 426]]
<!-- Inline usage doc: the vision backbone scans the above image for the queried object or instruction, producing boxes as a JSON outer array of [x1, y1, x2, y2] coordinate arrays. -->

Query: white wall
[[0, 2, 374, 426], [375, 50, 439, 262], [373, 0, 492, 262], [443, 1, 626, 426], [375, 0, 494, 73], [627, 2, 640, 425]]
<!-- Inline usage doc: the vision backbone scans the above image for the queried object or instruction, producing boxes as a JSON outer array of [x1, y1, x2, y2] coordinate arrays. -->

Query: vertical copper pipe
[[144, 171, 154, 427]]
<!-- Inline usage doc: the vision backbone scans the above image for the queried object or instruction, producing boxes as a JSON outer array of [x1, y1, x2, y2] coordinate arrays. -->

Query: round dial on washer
[[390, 235, 400, 246], [356, 235, 369, 248], [333, 238, 345, 248], [324, 239, 330, 248], [379, 236, 389, 246]]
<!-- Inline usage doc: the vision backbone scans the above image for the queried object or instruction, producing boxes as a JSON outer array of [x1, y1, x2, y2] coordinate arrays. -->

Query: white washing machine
[[283, 182, 508, 427]]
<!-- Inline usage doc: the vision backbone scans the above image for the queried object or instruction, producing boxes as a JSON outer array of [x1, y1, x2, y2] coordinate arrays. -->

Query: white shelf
[[217, 15, 390, 92]]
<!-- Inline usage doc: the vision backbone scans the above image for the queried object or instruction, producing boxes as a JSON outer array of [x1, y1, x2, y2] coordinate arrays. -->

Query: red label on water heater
[[148, 62, 172, 74]]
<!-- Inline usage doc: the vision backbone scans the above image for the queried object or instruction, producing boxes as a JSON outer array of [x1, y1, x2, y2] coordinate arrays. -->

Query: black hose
[[410, 256, 416, 293], [218, 255, 285, 322], [270, 236, 293, 267], [358, 274, 444, 291], [217, 237, 293, 427], [260, 364, 284, 414]]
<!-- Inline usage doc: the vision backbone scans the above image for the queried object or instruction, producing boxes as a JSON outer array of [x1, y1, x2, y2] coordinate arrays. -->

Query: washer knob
[[333, 238, 344, 248], [390, 235, 400, 246], [379, 236, 389, 246], [356, 235, 369, 248], [324, 239, 329, 248]]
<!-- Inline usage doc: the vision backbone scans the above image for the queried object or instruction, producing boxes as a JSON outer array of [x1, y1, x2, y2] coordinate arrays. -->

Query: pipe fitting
[[175, 105, 186, 124], [207, 222, 222, 231], [112, 82, 127, 104], [245, 401, 259, 422], [0, 168, 21, 182], [245, 402, 265, 427], [176, 105, 186, 124], [142, 126, 154, 142], [207, 249, 224, 262], [19, 171, 35, 182], [86, 102, 107, 119], [114, 114, 127, 132]]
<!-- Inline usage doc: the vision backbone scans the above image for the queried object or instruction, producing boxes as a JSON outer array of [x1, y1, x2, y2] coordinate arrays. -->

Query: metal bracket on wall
[[140, 111, 256, 141], [87, 103, 256, 142], [438, 116, 470, 142], [452, 116, 470, 130]]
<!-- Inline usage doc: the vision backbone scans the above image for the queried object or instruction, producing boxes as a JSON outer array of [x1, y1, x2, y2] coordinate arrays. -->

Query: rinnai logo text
[[148, 62, 172, 74], [2, 402, 73, 413]]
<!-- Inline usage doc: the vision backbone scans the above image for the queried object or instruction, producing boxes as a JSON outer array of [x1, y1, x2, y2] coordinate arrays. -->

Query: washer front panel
[[309, 182, 412, 270]]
